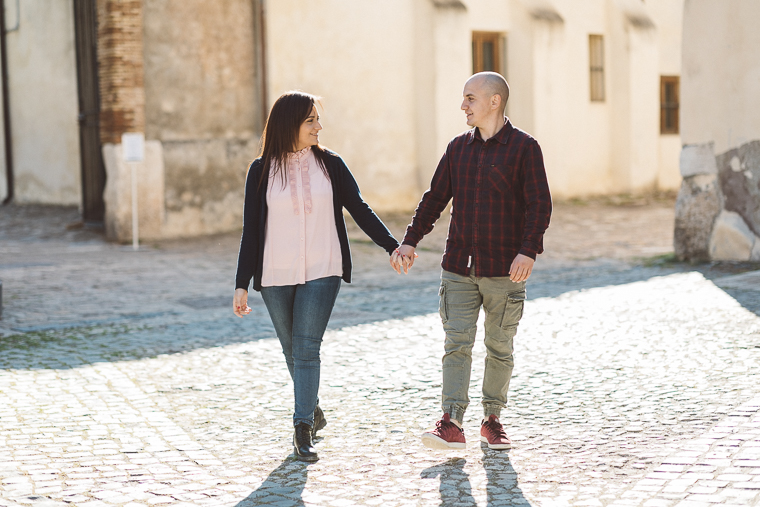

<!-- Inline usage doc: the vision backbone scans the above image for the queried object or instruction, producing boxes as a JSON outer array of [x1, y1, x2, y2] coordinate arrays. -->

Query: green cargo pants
[[439, 268, 526, 423]]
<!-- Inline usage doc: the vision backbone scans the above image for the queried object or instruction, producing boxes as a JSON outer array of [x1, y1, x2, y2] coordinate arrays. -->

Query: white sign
[[122, 133, 145, 162]]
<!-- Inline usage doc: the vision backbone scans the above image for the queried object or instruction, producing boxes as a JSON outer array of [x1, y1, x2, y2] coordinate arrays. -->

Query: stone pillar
[[674, 143, 722, 261], [675, 141, 760, 261], [97, 0, 164, 242]]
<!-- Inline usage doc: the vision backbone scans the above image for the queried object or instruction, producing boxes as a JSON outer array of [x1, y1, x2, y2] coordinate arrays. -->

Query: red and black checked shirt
[[402, 119, 552, 278]]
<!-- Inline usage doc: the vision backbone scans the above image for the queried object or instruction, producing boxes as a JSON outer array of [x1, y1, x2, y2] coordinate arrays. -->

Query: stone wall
[[675, 141, 760, 261], [142, 0, 262, 238], [97, 0, 263, 242], [97, 0, 145, 144]]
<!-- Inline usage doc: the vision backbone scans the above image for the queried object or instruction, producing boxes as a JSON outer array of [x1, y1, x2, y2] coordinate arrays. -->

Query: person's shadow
[[420, 451, 533, 506], [420, 457, 478, 506], [235, 457, 308, 506], [481, 447, 533, 506]]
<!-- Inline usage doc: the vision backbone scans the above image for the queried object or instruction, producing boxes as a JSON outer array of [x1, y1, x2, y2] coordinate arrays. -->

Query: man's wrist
[[517, 248, 536, 260]]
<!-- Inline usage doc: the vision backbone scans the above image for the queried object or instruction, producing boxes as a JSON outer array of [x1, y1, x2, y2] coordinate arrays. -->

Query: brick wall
[[97, 0, 145, 145]]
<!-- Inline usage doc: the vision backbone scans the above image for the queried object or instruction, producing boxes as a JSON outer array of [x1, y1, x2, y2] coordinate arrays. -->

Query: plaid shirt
[[402, 118, 552, 277]]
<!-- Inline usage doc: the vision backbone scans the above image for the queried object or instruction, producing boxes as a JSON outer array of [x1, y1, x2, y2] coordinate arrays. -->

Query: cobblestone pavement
[[1, 201, 760, 506]]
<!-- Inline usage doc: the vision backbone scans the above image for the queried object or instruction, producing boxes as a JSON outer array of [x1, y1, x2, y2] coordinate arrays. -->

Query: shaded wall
[[143, 0, 262, 238], [2, 0, 81, 205]]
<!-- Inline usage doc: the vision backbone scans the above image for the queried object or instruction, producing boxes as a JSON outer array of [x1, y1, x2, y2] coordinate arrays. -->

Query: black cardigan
[[235, 150, 400, 292]]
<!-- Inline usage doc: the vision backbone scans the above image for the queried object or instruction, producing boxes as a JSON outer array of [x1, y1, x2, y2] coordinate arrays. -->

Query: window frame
[[589, 34, 605, 102], [472, 31, 505, 75], [660, 75, 680, 135]]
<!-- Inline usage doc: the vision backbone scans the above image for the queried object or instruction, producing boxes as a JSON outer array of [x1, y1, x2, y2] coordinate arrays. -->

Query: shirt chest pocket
[[486, 165, 513, 194]]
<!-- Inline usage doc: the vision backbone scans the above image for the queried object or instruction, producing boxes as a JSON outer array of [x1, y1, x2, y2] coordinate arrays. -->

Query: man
[[397, 72, 552, 450]]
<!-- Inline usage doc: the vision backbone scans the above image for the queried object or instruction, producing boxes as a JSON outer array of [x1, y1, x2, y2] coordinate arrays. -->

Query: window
[[660, 76, 679, 134], [472, 32, 505, 75], [589, 34, 605, 102]]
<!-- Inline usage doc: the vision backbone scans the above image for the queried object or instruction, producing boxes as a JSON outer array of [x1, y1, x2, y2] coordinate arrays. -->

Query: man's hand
[[233, 288, 252, 318], [509, 254, 534, 283]]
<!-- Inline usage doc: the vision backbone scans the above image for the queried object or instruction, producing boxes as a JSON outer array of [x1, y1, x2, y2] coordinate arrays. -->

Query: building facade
[[0, 0, 683, 241]]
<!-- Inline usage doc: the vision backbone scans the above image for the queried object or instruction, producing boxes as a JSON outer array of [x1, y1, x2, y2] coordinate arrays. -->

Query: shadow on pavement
[[481, 448, 532, 506], [420, 457, 478, 506], [235, 457, 307, 506], [1, 257, 757, 372]]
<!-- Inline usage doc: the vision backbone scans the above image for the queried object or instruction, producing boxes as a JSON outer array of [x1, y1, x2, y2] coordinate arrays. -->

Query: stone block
[[680, 143, 718, 177], [674, 174, 722, 261], [102, 140, 165, 243], [717, 140, 760, 239], [709, 210, 754, 261], [160, 137, 253, 239]]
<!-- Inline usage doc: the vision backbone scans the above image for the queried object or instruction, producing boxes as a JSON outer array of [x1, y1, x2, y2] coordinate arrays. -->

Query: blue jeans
[[260, 276, 341, 427]]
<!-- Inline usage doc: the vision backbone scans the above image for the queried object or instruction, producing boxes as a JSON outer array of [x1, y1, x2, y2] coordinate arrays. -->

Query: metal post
[[122, 132, 144, 250], [130, 161, 138, 250]]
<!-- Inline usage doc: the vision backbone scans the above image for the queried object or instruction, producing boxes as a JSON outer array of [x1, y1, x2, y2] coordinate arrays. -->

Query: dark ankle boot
[[313, 405, 327, 437], [293, 423, 318, 462]]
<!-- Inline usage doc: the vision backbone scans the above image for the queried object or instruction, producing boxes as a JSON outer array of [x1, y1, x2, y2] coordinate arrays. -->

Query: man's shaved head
[[468, 72, 510, 113]]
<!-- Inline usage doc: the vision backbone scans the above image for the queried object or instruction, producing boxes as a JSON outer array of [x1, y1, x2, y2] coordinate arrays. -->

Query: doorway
[[73, 0, 105, 223]]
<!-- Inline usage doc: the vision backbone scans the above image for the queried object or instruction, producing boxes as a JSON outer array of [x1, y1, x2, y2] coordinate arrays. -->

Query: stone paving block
[[673, 501, 712, 507], [643, 500, 675, 507], [734, 482, 760, 489]]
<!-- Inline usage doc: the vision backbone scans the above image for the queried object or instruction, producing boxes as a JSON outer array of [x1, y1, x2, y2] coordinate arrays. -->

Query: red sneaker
[[421, 413, 466, 449], [480, 415, 511, 449]]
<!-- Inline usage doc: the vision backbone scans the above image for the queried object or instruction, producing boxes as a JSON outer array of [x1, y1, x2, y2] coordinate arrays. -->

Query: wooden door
[[73, 0, 105, 222]]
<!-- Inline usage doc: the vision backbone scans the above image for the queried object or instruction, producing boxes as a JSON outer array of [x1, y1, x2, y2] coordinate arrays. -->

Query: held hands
[[390, 245, 417, 274], [233, 288, 252, 318]]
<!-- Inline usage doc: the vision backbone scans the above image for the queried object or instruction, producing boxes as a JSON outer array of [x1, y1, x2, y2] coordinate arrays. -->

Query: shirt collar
[[466, 117, 513, 145], [288, 146, 311, 158]]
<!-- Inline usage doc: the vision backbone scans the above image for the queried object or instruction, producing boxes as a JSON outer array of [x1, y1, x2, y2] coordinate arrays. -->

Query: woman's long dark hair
[[258, 91, 331, 188]]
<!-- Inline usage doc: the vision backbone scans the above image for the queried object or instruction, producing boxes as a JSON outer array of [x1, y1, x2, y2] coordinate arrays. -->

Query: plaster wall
[[142, 0, 261, 237], [431, 3, 471, 183], [504, 2, 535, 136], [3, 0, 81, 205], [681, 0, 760, 153], [535, 0, 614, 198], [625, 27, 659, 192], [266, 0, 421, 211], [469, 0, 679, 199], [649, 0, 684, 190], [485, 0, 681, 198], [502, 0, 616, 198]]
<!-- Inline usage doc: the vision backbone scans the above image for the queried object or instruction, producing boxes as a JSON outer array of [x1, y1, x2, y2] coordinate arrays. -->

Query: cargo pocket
[[500, 290, 525, 329], [439, 284, 449, 323]]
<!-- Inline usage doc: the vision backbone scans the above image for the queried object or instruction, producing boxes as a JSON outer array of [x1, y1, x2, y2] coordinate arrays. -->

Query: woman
[[233, 91, 403, 462]]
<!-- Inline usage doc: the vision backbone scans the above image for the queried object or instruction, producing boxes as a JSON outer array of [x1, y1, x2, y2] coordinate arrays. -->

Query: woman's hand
[[391, 246, 417, 274], [233, 288, 252, 318], [390, 250, 403, 274]]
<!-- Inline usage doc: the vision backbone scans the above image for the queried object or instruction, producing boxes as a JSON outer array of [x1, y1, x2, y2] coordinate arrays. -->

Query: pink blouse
[[261, 147, 343, 287]]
